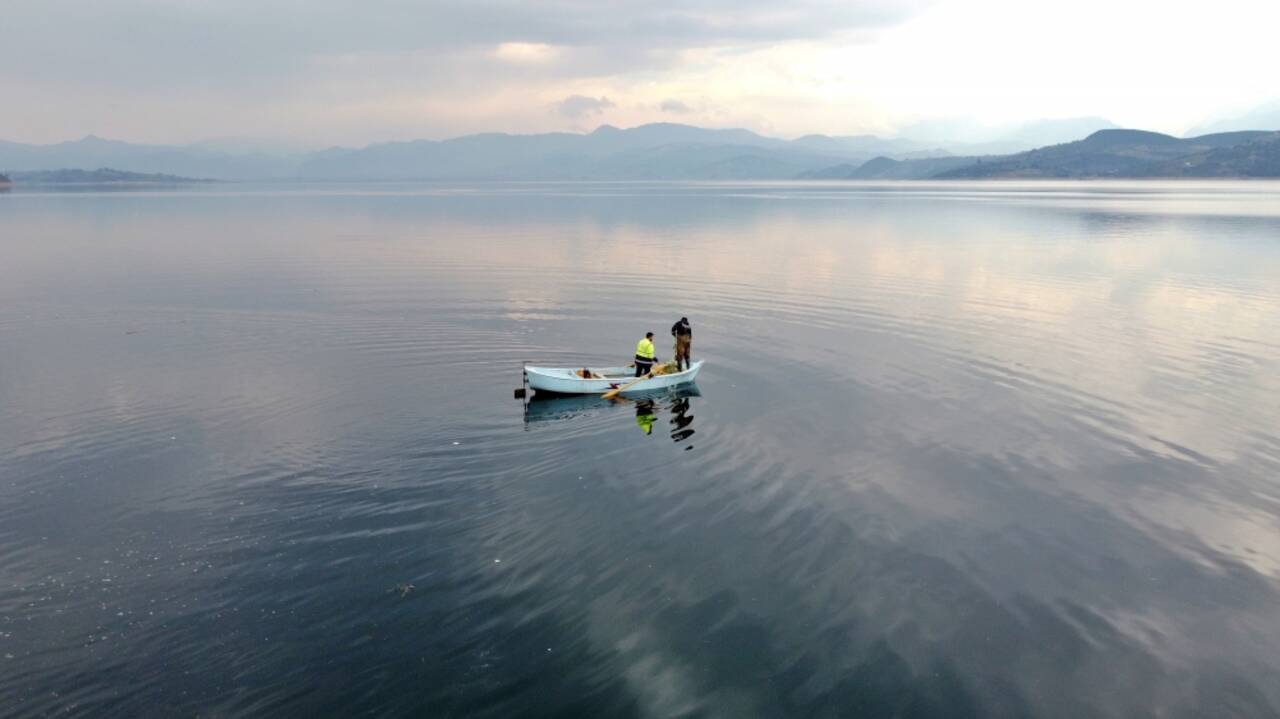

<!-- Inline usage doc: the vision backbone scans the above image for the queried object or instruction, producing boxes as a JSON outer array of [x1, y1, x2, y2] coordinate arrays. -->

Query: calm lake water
[[2, 181, 1279, 718]]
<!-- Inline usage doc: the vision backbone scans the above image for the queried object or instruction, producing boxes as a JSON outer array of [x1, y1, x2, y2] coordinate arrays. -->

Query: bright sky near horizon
[[1, 0, 1276, 146]]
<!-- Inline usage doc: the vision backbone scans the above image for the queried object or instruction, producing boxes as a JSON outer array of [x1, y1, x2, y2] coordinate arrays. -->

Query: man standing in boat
[[635, 332, 658, 377], [671, 316, 692, 372]]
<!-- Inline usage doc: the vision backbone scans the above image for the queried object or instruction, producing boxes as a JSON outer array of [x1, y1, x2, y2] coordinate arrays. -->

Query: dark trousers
[[635, 360, 654, 377]]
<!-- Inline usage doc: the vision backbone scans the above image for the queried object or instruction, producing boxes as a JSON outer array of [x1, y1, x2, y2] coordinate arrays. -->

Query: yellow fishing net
[[649, 362, 680, 376]]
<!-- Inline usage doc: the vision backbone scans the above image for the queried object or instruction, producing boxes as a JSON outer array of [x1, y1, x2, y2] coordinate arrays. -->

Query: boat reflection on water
[[523, 386, 700, 445]]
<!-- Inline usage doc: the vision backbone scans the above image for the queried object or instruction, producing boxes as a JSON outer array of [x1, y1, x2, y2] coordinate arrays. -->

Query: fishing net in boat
[[649, 362, 680, 376]]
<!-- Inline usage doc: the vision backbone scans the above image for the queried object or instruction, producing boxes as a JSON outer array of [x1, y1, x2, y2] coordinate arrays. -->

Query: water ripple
[[3, 182, 1280, 717]]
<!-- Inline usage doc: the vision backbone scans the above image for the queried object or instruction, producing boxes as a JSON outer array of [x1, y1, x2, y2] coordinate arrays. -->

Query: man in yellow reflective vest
[[634, 331, 658, 377]]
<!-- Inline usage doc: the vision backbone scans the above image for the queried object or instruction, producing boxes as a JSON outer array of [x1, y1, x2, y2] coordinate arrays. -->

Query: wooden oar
[[602, 370, 653, 400]]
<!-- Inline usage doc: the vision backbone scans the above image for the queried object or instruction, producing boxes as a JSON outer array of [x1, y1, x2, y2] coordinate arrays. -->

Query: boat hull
[[525, 360, 703, 395]]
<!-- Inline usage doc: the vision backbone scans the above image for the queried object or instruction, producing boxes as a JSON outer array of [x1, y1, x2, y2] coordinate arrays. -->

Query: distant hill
[[1153, 132, 1280, 177], [800, 129, 1280, 180], [934, 129, 1278, 178], [0, 136, 298, 179], [8, 168, 216, 184]]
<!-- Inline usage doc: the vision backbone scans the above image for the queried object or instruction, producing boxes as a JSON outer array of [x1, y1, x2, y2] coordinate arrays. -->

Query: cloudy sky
[[1, 0, 1276, 146]]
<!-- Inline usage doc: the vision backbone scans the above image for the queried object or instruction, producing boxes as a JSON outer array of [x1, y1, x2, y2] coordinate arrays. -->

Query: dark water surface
[[2, 181, 1279, 718]]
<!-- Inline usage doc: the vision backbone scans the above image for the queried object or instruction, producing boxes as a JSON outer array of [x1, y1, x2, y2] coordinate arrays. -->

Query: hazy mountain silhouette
[[0, 135, 298, 179], [0, 122, 1091, 180], [4, 121, 1277, 181], [294, 124, 868, 180], [6, 168, 214, 184]]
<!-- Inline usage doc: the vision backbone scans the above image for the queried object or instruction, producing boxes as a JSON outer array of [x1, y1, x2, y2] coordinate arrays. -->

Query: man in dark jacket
[[671, 317, 692, 372]]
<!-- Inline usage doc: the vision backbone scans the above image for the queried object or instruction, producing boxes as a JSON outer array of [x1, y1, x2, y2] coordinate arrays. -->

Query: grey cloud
[[0, 0, 931, 142], [660, 99, 693, 114], [0, 0, 929, 88], [557, 95, 616, 119]]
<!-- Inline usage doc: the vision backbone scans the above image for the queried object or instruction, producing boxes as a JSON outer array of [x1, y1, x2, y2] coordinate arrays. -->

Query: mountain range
[[2, 120, 1278, 182], [0, 119, 1116, 181]]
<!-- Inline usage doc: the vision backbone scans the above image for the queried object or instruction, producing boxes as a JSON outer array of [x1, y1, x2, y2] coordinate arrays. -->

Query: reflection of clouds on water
[[474, 187, 1280, 714], [501, 425, 1280, 715], [4, 182, 1280, 716], [850, 230, 1280, 585], [611, 623, 756, 719], [504, 288, 565, 321], [483, 423, 1280, 715]]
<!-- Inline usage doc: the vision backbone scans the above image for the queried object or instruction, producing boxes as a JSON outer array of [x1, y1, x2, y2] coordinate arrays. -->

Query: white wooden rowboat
[[524, 360, 704, 395]]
